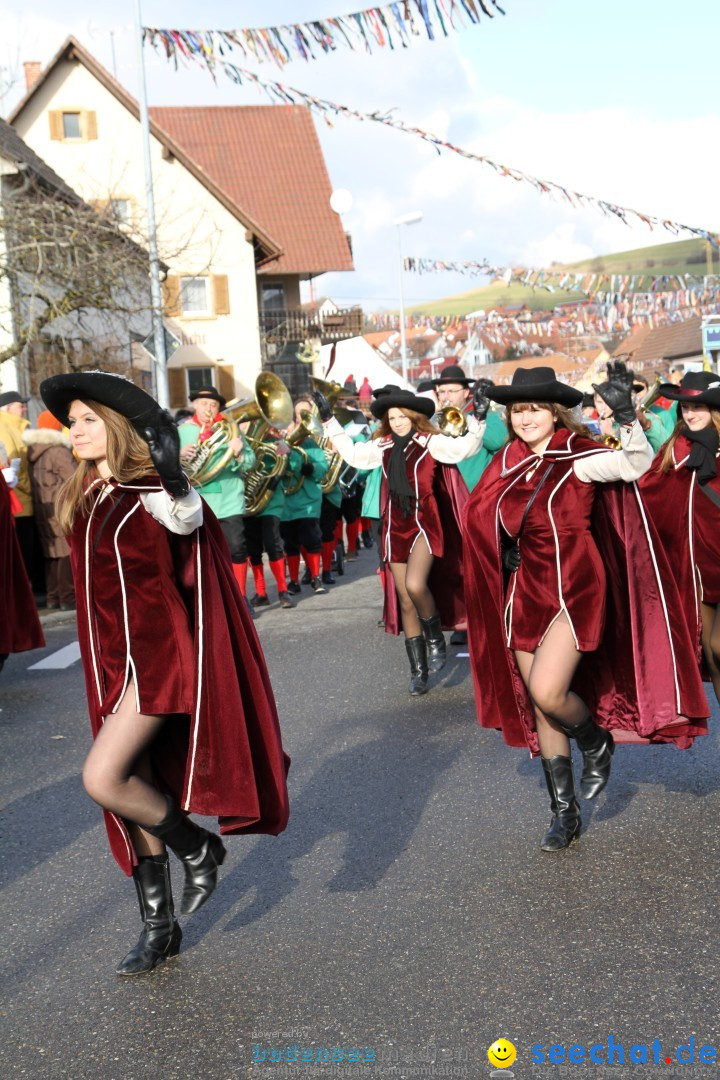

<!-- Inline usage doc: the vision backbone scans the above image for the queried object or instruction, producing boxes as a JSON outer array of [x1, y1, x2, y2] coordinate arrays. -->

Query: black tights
[[82, 682, 169, 856], [389, 538, 437, 638], [701, 601, 720, 708]]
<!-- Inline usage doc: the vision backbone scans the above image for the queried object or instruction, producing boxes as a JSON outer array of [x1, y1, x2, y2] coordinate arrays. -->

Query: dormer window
[[49, 109, 98, 142], [62, 112, 81, 138]]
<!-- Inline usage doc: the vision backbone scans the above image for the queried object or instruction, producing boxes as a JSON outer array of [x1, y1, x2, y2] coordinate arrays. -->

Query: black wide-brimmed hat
[[488, 366, 583, 408], [189, 385, 227, 409], [656, 371, 720, 408], [370, 387, 436, 419], [429, 363, 474, 388], [40, 370, 165, 433]]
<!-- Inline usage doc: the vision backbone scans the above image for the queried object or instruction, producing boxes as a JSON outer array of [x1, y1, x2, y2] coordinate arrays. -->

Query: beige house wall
[[13, 58, 265, 405]]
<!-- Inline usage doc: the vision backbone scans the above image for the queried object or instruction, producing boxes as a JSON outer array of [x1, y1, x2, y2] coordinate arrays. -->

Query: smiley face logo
[[487, 1039, 517, 1069]]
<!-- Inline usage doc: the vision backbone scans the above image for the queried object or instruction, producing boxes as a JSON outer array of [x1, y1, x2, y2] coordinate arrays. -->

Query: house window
[[187, 367, 215, 398], [109, 199, 132, 226], [180, 276, 210, 316], [62, 112, 82, 139], [261, 283, 286, 311]]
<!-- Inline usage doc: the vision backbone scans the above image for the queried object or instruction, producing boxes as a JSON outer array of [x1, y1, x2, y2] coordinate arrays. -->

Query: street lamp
[[393, 211, 423, 385]]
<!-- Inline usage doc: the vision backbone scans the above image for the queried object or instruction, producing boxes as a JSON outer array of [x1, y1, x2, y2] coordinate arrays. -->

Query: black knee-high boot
[[144, 797, 226, 915], [559, 715, 614, 799], [405, 636, 429, 696], [116, 854, 181, 976], [419, 613, 447, 673], [540, 756, 581, 851]]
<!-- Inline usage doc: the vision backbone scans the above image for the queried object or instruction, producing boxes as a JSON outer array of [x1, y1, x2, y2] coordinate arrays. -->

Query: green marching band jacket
[[282, 439, 329, 521], [456, 408, 507, 492]]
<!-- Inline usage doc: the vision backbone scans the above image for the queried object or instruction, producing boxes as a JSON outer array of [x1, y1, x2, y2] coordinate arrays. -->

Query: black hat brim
[[488, 380, 583, 408], [40, 371, 164, 433], [370, 391, 436, 419], [656, 383, 720, 408], [189, 390, 227, 409], [429, 377, 475, 388]]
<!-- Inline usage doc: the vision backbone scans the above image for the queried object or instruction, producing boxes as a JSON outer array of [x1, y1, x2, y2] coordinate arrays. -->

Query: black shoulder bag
[[501, 462, 555, 573]]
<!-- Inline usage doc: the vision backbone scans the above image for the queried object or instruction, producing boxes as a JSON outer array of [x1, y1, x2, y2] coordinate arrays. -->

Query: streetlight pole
[[134, 0, 168, 407], [393, 212, 422, 385]]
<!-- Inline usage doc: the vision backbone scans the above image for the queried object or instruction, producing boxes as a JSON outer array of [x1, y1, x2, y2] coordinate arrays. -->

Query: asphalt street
[[1, 553, 719, 1080]]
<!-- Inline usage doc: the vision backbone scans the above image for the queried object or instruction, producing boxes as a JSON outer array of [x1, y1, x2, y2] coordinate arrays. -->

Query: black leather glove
[[311, 389, 333, 422], [300, 461, 315, 477], [143, 410, 190, 498], [472, 380, 492, 421], [267, 475, 281, 491], [501, 535, 521, 573], [592, 360, 636, 426]]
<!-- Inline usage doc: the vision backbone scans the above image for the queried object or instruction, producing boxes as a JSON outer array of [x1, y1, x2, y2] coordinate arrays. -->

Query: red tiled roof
[[150, 105, 354, 278], [612, 317, 703, 367]]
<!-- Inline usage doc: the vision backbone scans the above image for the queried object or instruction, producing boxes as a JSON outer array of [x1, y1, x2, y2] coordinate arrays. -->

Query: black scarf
[[388, 431, 415, 518], [682, 425, 719, 486]]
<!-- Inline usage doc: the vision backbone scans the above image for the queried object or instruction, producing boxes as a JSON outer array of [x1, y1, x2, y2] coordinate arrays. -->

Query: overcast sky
[[1, 1, 718, 310]]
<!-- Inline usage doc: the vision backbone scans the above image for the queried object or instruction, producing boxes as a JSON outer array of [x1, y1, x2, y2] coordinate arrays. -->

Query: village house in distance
[[10, 37, 358, 406]]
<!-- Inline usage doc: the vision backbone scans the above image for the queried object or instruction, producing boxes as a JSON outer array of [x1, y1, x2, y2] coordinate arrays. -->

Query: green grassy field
[[407, 238, 715, 318]]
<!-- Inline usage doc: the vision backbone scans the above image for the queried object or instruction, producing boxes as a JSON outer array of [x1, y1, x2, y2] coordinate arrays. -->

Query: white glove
[[2, 466, 18, 488]]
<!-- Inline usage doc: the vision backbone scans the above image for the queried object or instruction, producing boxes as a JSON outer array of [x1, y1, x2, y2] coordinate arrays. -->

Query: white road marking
[[29, 641, 82, 670]]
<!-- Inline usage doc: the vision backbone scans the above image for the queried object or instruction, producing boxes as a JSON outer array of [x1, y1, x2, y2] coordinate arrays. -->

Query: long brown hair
[[372, 407, 441, 439], [56, 399, 155, 533], [505, 401, 594, 441], [658, 406, 720, 473]]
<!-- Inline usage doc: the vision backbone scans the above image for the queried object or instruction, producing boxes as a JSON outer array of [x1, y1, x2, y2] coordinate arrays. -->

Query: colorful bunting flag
[[143, 42, 720, 250], [143, 1, 506, 70]]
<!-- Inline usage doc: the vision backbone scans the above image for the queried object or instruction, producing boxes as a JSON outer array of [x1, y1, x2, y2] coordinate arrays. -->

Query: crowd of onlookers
[[0, 390, 77, 612]]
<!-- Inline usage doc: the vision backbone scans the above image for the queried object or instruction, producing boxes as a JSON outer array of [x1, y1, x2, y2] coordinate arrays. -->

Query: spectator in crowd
[[23, 409, 77, 610], [0, 391, 44, 591]]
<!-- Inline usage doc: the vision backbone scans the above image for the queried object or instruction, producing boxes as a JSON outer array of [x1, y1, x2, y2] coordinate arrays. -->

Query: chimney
[[23, 61, 42, 93]]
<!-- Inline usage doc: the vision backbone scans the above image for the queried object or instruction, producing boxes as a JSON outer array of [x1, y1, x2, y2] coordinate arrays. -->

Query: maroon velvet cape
[[0, 472, 45, 655], [383, 464, 469, 634], [70, 476, 290, 875], [463, 434, 708, 755], [639, 436, 720, 626]]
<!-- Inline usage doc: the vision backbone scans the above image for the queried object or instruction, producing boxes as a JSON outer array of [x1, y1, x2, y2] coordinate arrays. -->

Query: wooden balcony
[[259, 306, 364, 346]]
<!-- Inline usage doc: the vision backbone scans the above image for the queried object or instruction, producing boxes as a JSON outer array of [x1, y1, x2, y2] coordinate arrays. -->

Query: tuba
[[282, 410, 325, 496], [184, 417, 239, 486], [226, 372, 294, 516], [309, 377, 351, 494], [433, 405, 468, 438]]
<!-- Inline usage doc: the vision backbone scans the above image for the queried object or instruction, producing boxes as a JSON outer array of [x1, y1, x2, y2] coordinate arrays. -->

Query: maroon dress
[[377, 432, 444, 562], [69, 475, 290, 875], [463, 430, 709, 754], [638, 436, 720, 668], [0, 471, 45, 656]]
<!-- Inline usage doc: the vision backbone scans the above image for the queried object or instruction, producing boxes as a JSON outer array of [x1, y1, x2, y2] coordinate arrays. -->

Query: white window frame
[[186, 366, 216, 398], [180, 276, 211, 317]]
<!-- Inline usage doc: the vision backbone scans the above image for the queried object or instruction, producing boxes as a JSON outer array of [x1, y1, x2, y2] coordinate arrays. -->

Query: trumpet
[[637, 376, 663, 414], [433, 405, 468, 438]]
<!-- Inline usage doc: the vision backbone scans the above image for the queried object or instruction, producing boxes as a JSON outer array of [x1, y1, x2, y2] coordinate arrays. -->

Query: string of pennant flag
[[143, 1, 506, 71], [142, 42, 720, 249], [365, 295, 720, 340], [403, 256, 720, 297]]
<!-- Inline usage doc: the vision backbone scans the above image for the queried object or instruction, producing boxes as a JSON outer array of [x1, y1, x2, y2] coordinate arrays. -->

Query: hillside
[[407, 238, 714, 318]]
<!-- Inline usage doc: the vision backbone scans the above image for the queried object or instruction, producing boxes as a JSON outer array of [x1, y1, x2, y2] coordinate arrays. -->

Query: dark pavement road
[[1, 558, 719, 1080]]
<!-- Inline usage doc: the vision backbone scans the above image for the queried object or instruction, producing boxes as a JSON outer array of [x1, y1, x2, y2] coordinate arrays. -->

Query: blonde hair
[[505, 400, 594, 440], [56, 399, 155, 533], [658, 406, 720, 473], [373, 407, 441, 439]]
